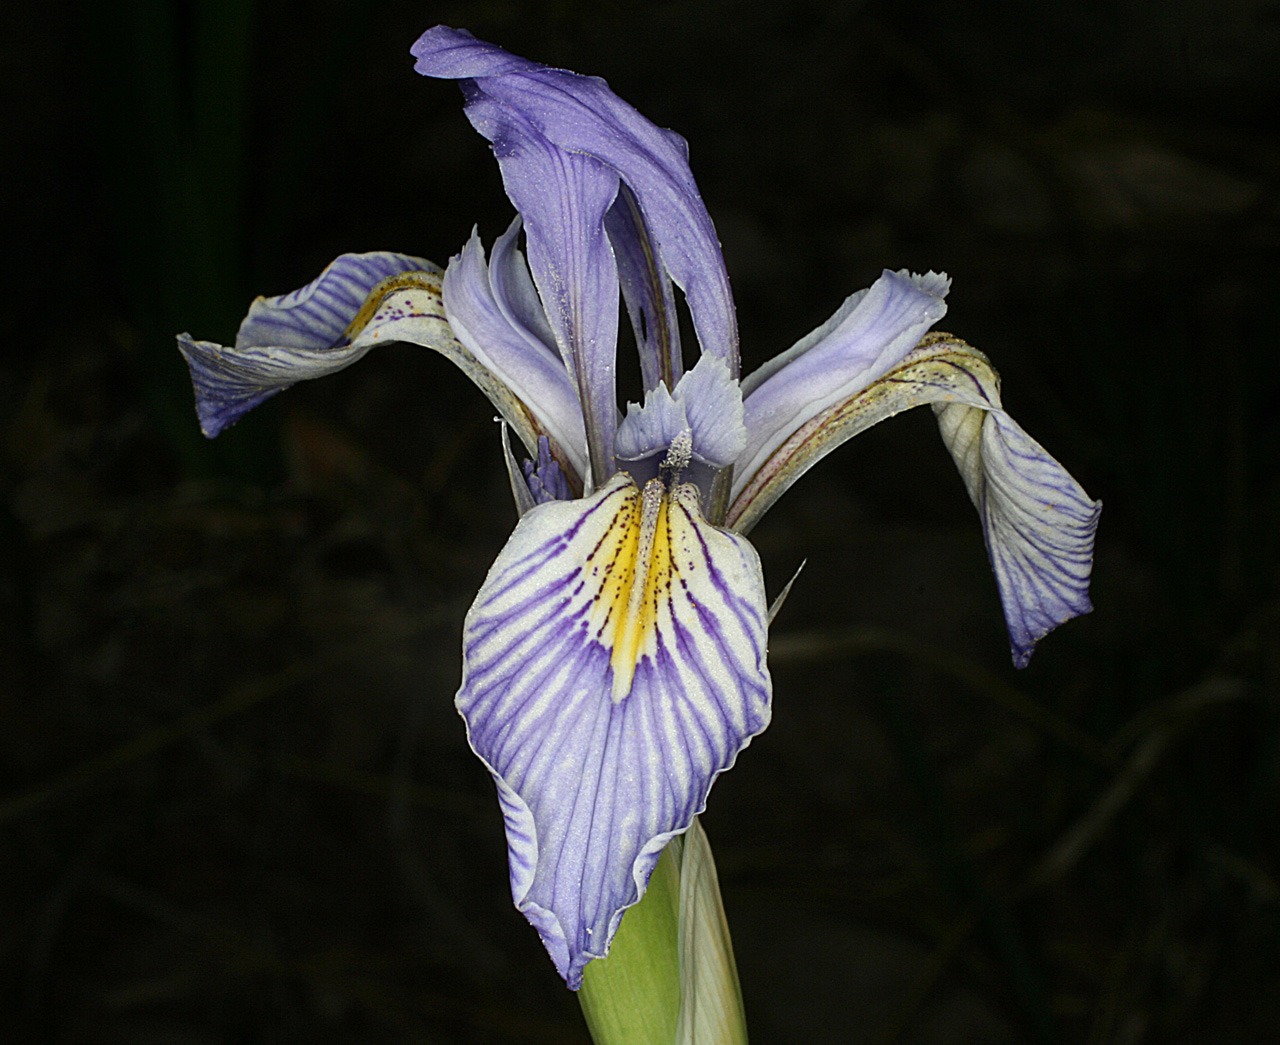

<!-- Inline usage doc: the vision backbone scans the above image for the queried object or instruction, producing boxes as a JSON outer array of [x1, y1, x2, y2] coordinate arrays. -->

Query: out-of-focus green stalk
[[674, 819, 748, 1043]]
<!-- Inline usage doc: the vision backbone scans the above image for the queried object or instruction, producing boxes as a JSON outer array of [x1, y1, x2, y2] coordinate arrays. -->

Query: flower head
[[177, 26, 1100, 989]]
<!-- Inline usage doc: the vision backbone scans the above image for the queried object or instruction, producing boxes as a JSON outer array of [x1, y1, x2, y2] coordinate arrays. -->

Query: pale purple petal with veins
[[457, 472, 771, 988], [736, 269, 949, 501], [730, 335, 1099, 666], [444, 225, 589, 482], [935, 403, 1101, 667], [177, 251, 432, 437]]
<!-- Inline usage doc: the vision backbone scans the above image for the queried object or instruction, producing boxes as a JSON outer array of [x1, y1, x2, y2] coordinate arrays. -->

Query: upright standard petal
[[457, 473, 771, 988], [736, 270, 949, 499], [606, 183, 683, 394], [449, 75, 621, 485], [444, 224, 589, 484], [728, 334, 1099, 666], [178, 252, 432, 437], [411, 26, 739, 373]]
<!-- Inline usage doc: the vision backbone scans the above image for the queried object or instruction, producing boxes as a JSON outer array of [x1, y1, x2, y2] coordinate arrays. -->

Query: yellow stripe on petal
[[586, 477, 702, 703]]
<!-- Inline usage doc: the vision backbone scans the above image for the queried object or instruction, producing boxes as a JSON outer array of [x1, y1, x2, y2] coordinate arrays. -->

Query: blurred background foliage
[[2, 0, 1278, 1041]]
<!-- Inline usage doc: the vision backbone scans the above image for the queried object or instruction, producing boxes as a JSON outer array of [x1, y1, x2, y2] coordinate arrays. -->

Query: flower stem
[[578, 818, 749, 1044], [578, 835, 682, 1044]]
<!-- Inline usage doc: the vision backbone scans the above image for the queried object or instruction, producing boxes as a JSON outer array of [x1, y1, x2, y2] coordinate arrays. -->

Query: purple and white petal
[[934, 403, 1100, 668], [177, 252, 432, 437], [728, 335, 1099, 665], [457, 472, 771, 988], [444, 226, 589, 482], [736, 270, 949, 498], [321, 266, 556, 462], [412, 25, 739, 373], [235, 251, 434, 353]]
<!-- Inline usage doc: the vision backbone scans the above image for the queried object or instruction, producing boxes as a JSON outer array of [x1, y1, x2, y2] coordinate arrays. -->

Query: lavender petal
[[737, 270, 949, 492], [412, 25, 739, 373], [729, 334, 1099, 665]]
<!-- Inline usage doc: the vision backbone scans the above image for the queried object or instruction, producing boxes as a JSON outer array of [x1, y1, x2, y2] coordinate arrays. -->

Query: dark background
[[3, 1, 1278, 1041]]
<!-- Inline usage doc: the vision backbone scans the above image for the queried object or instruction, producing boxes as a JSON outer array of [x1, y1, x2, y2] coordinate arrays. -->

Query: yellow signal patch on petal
[[586, 476, 703, 703]]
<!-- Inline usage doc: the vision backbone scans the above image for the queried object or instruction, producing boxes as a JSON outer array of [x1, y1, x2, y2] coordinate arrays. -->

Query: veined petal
[[457, 472, 771, 988], [177, 251, 432, 437], [736, 270, 949, 497], [445, 225, 589, 484], [180, 259, 560, 475], [935, 402, 1100, 668], [412, 26, 739, 373], [453, 79, 620, 486], [728, 334, 1100, 666]]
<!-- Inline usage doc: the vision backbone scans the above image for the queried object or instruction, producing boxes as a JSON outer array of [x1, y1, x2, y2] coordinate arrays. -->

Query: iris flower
[[177, 26, 1100, 990]]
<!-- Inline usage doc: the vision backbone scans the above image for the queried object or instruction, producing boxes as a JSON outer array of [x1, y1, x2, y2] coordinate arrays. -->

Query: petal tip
[[1009, 593, 1094, 669], [899, 268, 952, 299]]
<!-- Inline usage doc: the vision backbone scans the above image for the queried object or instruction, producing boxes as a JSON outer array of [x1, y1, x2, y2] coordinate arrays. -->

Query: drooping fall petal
[[935, 400, 1100, 667], [177, 252, 432, 437], [457, 473, 771, 987], [729, 334, 1099, 665], [177, 254, 554, 461]]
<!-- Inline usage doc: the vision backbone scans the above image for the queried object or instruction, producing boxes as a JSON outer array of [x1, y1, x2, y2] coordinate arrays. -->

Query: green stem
[[577, 819, 749, 1044], [579, 836, 683, 1044]]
